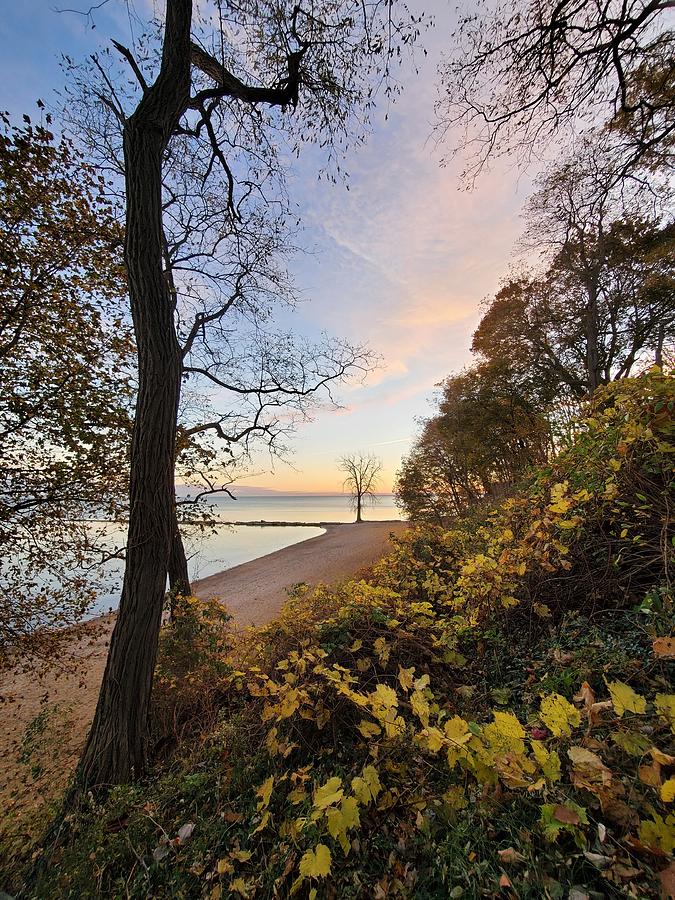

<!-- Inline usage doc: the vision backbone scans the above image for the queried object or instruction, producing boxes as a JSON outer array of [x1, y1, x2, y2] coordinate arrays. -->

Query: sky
[[1, 0, 536, 493]]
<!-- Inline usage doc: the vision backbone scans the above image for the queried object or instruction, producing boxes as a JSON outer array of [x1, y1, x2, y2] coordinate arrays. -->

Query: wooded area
[[0, 0, 673, 896]]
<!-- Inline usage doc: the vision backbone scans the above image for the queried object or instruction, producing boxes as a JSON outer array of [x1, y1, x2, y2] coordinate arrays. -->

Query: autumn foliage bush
[[151, 595, 234, 749], [22, 371, 674, 899]]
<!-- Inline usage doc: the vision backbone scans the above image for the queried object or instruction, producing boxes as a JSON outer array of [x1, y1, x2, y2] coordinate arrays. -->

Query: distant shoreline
[[197, 518, 405, 528], [68, 517, 405, 527]]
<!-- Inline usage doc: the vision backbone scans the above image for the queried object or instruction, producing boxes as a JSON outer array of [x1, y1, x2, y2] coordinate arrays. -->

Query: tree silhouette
[[70, 0, 423, 790], [339, 453, 383, 523]]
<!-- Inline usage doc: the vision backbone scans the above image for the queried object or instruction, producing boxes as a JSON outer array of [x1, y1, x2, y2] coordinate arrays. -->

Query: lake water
[[187, 491, 402, 524], [90, 494, 402, 615]]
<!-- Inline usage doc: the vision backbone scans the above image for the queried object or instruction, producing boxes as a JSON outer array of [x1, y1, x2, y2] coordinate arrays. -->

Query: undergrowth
[[4, 371, 674, 899]]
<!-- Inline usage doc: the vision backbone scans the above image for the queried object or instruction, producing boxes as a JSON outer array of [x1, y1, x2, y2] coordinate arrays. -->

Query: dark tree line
[[397, 128, 674, 525]]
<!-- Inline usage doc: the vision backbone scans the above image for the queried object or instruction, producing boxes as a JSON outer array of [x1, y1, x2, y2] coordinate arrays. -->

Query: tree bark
[[168, 506, 191, 597], [77, 0, 192, 789], [356, 493, 362, 522], [655, 322, 665, 368], [585, 283, 601, 395], [168, 505, 191, 622]]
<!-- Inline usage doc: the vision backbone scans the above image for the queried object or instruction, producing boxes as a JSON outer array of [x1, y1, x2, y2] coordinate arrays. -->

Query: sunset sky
[[2, 0, 539, 493]]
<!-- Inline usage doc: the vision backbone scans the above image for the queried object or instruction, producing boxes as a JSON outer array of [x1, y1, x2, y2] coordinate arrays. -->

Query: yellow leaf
[[276, 688, 301, 719], [383, 715, 406, 738], [326, 797, 360, 854], [531, 740, 561, 782], [313, 776, 344, 810], [398, 666, 415, 692], [444, 715, 472, 768], [411, 689, 430, 727], [605, 680, 647, 717], [443, 786, 468, 810], [299, 844, 332, 878], [661, 779, 675, 803], [540, 693, 581, 737], [420, 726, 445, 753], [369, 683, 398, 711], [256, 775, 274, 811], [357, 719, 381, 739], [229, 877, 250, 897], [217, 859, 234, 875], [655, 694, 675, 732], [414, 673, 430, 692], [352, 765, 382, 805], [251, 811, 270, 834], [373, 637, 390, 665], [639, 814, 675, 854], [482, 711, 526, 758]]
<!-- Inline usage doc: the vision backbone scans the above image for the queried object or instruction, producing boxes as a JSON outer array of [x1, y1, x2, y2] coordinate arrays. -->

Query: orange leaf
[[553, 805, 581, 825], [659, 860, 675, 899], [638, 762, 662, 789], [653, 637, 675, 659]]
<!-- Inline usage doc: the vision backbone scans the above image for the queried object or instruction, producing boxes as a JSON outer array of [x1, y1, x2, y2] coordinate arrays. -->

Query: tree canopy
[[437, 0, 675, 178], [0, 111, 133, 664], [396, 360, 552, 524], [474, 140, 675, 397]]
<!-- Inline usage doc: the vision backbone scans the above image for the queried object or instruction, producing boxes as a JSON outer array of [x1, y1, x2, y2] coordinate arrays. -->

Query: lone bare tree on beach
[[339, 452, 383, 523]]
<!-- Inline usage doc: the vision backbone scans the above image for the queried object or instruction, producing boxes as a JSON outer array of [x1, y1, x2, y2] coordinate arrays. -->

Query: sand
[[0, 520, 406, 826], [194, 521, 406, 624]]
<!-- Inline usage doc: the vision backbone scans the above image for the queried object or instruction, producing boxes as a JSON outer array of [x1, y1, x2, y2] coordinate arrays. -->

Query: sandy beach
[[194, 521, 406, 624], [0, 520, 406, 826]]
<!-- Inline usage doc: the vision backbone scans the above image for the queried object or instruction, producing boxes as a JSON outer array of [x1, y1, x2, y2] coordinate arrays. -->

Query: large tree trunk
[[78, 0, 192, 790], [356, 493, 362, 522]]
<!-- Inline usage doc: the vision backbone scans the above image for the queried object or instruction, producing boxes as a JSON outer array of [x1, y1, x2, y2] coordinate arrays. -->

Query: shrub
[[22, 372, 675, 899]]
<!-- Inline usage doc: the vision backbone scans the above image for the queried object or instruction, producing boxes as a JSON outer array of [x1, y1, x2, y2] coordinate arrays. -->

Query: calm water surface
[[90, 494, 401, 615], [189, 492, 401, 524]]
